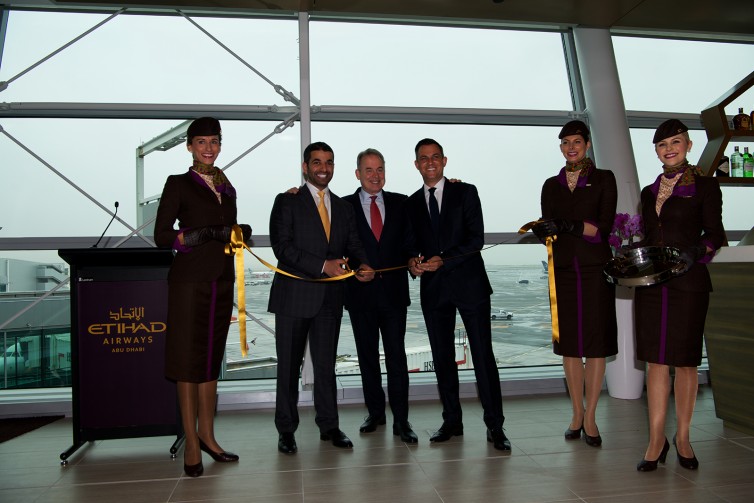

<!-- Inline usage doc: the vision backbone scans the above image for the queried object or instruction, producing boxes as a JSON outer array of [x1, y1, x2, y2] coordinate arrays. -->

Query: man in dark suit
[[342, 148, 418, 443], [406, 138, 511, 451], [268, 142, 374, 454]]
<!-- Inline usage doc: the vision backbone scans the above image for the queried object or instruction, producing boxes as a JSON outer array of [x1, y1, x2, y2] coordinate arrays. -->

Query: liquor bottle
[[743, 147, 754, 178], [750, 107, 754, 131], [730, 146, 744, 177], [715, 156, 729, 177], [733, 108, 751, 130]]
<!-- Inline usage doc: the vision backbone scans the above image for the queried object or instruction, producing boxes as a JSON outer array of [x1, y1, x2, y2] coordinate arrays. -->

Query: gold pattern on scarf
[[656, 173, 681, 216]]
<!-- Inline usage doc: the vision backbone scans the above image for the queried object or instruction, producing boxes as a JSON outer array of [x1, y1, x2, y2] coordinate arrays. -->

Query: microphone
[[92, 202, 119, 248]]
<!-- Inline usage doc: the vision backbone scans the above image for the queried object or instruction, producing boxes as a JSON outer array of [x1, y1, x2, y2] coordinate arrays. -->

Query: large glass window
[[1, 11, 299, 105], [310, 22, 572, 109], [1, 118, 299, 238], [614, 36, 754, 114]]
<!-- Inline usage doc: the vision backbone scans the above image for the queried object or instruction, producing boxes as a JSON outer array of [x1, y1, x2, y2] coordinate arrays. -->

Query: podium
[[58, 248, 183, 463]]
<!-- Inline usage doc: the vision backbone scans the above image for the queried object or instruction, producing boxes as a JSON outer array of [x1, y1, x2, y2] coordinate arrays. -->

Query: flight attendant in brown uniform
[[635, 119, 725, 472], [155, 117, 251, 477], [533, 120, 618, 447]]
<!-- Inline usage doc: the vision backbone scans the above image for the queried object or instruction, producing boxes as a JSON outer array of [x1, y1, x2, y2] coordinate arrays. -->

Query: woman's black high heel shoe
[[183, 461, 204, 477], [564, 425, 582, 440], [584, 431, 602, 447], [673, 434, 699, 470], [637, 438, 670, 472], [199, 438, 239, 462]]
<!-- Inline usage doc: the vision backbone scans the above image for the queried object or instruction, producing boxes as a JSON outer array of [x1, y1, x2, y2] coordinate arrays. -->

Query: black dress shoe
[[429, 423, 463, 442], [183, 461, 204, 477], [673, 434, 699, 470], [564, 426, 582, 440], [359, 414, 387, 433], [487, 428, 512, 451], [278, 432, 297, 454], [199, 438, 239, 462], [393, 421, 418, 443], [320, 428, 353, 448], [637, 438, 670, 472]]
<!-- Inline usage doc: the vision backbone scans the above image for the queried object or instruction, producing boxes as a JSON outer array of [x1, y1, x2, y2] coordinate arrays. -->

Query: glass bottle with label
[[743, 147, 754, 178], [730, 146, 744, 177], [733, 108, 751, 130]]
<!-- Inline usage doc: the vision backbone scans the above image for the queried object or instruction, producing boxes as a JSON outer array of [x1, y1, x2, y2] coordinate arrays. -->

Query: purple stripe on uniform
[[658, 286, 668, 365], [574, 256, 584, 357], [206, 281, 217, 381]]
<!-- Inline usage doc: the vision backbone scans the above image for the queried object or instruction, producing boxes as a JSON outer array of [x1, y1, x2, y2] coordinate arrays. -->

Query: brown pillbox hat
[[187, 117, 222, 145], [558, 120, 590, 142], [652, 119, 688, 143]]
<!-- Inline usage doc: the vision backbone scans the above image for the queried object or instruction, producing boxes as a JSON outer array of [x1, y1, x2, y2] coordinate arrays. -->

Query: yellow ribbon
[[519, 221, 559, 343], [225, 226, 249, 357]]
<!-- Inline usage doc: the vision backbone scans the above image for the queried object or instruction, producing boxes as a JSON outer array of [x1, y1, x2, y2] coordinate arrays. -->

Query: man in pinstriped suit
[[268, 141, 374, 454]]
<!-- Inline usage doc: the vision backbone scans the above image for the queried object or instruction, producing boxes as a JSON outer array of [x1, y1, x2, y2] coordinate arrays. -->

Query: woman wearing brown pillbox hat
[[634, 119, 725, 472], [532, 120, 618, 448], [154, 117, 252, 477]]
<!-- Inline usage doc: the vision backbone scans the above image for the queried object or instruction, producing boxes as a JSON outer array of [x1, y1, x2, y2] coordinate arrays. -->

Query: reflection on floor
[[1, 386, 753, 502]]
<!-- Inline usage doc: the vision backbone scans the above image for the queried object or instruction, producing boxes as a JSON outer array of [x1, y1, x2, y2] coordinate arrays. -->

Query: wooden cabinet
[[698, 70, 754, 185]]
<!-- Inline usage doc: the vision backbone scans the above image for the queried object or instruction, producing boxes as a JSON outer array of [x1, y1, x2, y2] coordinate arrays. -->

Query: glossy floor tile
[[1, 386, 753, 502]]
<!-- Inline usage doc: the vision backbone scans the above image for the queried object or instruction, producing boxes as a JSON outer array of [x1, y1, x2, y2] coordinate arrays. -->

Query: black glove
[[532, 219, 584, 241], [553, 219, 584, 237], [677, 244, 707, 273], [532, 220, 559, 242], [182, 225, 232, 247], [239, 224, 252, 242]]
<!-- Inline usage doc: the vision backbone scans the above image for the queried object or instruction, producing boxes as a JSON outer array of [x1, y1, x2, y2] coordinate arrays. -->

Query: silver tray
[[603, 246, 683, 287]]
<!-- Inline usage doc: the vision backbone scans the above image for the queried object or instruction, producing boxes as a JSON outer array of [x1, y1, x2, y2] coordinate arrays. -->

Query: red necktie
[[370, 195, 383, 241]]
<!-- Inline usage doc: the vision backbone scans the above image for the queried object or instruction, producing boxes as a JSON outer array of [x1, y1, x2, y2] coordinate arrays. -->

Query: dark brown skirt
[[635, 285, 708, 367], [552, 263, 618, 358], [165, 280, 234, 382]]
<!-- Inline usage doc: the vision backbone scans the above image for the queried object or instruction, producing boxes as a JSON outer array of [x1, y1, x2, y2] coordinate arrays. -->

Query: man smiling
[[268, 141, 374, 454]]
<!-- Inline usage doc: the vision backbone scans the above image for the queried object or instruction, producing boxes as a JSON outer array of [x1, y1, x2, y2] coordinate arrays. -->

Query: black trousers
[[422, 296, 504, 430], [349, 304, 410, 423], [274, 294, 342, 434]]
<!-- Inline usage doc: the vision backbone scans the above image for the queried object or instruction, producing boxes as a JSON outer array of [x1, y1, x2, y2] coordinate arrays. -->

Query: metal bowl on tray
[[603, 246, 683, 287]]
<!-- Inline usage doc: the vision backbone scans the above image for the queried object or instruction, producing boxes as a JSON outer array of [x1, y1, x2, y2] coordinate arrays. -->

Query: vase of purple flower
[[609, 213, 643, 254]]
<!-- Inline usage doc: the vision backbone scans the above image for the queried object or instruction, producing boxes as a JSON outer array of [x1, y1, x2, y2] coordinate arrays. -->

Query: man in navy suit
[[342, 148, 418, 443], [406, 138, 510, 451], [268, 142, 374, 454]]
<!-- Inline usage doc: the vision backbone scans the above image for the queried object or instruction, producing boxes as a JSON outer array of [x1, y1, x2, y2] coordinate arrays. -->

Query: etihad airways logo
[[87, 305, 166, 351]]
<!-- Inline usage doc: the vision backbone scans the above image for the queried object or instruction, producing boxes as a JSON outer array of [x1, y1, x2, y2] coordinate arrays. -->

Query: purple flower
[[610, 213, 643, 249]]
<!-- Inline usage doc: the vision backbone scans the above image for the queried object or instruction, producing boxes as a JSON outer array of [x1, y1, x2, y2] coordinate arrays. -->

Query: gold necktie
[[317, 190, 330, 241]]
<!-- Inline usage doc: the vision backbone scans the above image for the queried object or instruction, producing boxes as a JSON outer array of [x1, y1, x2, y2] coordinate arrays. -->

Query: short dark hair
[[414, 138, 443, 159], [303, 141, 334, 164], [356, 148, 385, 168]]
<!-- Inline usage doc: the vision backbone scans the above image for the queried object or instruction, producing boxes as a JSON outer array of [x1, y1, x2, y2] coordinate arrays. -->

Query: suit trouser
[[422, 296, 504, 429], [274, 298, 342, 434], [349, 305, 410, 422]]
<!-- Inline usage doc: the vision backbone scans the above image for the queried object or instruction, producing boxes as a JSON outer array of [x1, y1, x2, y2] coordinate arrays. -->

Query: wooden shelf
[[717, 177, 754, 186], [698, 70, 754, 177]]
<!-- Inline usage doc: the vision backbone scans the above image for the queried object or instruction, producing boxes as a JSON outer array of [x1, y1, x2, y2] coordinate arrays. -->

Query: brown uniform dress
[[635, 168, 725, 367], [540, 163, 618, 358], [154, 170, 237, 383]]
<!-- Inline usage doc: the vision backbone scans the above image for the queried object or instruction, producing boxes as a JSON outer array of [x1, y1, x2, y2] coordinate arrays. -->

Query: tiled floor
[[2, 386, 754, 502]]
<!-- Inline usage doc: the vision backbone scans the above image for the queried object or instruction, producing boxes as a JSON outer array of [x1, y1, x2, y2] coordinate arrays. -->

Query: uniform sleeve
[[154, 176, 181, 249]]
